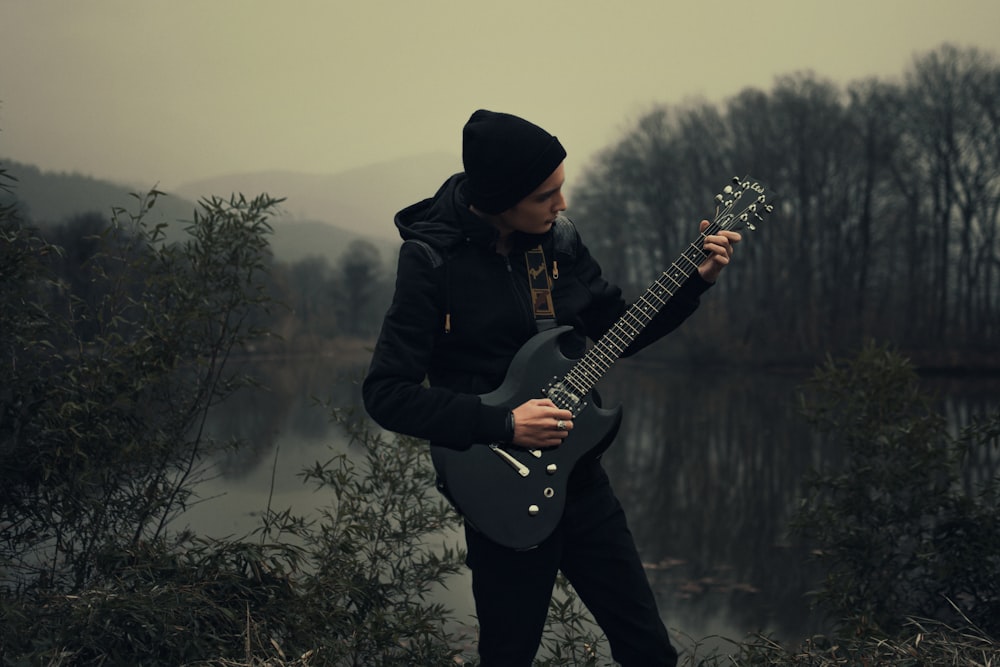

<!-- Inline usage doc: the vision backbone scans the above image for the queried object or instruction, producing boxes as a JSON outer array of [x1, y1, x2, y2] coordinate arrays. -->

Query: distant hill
[[267, 218, 400, 266], [2, 153, 462, 266], [2, 161, 198, 232], [172, 152, 461, 243]]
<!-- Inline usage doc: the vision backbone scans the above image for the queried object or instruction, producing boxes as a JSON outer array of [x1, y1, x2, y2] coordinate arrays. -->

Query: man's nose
[[554, 191, 567, 212]]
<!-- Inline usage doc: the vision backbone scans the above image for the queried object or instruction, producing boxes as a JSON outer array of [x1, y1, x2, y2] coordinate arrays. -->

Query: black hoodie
[[362, 173, 711, 449]]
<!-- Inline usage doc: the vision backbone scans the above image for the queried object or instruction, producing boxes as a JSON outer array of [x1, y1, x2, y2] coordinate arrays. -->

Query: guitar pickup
[[489, 444, 530, 477]]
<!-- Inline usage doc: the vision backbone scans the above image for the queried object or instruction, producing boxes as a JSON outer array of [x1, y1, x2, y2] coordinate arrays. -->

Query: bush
[[0, 170, 286, 661], [792, 341, 1000, 636], [260, 407, 470, 666], [2, 536, 304, 664]]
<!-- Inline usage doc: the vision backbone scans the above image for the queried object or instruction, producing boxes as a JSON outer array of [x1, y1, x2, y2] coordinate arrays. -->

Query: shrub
[[0, 173, 285, 661], [792, 341, 1000, 636]]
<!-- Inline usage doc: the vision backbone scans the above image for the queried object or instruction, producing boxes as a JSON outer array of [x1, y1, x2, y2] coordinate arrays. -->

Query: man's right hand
[[511, 398, 573, 448]]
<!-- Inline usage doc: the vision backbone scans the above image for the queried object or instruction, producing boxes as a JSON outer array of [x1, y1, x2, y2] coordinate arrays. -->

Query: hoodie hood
[[394, 173, 499, 252]]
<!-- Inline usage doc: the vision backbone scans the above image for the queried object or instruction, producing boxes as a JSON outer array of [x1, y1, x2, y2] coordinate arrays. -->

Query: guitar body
[[430, 325, 623, 550]]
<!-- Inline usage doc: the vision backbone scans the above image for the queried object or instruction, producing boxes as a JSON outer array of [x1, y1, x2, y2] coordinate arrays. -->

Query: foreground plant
[[793, 341, 1000, 636], [1, 177, 284, 662]]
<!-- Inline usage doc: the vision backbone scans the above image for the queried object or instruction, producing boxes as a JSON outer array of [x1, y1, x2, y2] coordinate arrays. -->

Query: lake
[[180, 351, 998, 654]]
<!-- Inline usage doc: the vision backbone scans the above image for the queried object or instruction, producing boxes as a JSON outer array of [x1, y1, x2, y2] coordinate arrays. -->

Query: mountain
[[2, 161, 198, 231], [266, 218, 400, 266], [172, 152, 461, 243], [2, 153, 462, 265]]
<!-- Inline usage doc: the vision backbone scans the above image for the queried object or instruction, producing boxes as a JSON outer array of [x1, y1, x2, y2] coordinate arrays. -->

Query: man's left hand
[[697, 219, 741, 283]]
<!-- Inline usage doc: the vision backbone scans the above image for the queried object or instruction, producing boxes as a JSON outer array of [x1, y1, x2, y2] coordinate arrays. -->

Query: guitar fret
[[578, 369, 602, 388], [602, 337, 625, 355], [661, 275, 682, 291], [591, 346, 614, 365], [646, 289, 667, 306], [619, 318, 642, 336], [635, 295, 656, 311], [678, 253, 701, 270], [563, 375, 588, 396]]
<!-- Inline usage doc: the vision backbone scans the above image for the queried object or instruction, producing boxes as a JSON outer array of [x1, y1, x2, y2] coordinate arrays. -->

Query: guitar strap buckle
[[525, 245, 556, 332]]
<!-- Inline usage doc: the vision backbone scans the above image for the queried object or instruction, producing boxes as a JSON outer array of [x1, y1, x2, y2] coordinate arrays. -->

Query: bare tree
[[568, 45, 1000, 365]]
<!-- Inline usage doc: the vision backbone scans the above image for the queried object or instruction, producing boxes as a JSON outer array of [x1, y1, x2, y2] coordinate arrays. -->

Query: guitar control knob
[[528, 504, 540, 516], [546, 464, 557, 474]]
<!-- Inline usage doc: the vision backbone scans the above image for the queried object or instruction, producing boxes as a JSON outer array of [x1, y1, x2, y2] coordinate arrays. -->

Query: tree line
[[35, 209, 394, 352], [569, 44, 1000, 368]]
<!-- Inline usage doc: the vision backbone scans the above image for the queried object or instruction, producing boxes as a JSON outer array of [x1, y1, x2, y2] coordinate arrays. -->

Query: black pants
[[464, 464, 678, 666]]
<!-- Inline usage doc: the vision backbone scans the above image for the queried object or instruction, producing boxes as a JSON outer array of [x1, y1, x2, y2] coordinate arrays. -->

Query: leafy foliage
[[267, 407, 470, 666], [535, 575, 607, 666], [2, 536, 304, 664], [792, 341, 1000, 636], [0, 167, 289, 661], [1, 185, 281, 596]]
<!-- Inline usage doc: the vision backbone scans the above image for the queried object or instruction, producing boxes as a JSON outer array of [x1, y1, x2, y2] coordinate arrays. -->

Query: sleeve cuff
[[472, 401, 511, 444]]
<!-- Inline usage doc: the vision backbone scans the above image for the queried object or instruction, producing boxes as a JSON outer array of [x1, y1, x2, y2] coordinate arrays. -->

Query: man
[[363, 109, 740, 666]]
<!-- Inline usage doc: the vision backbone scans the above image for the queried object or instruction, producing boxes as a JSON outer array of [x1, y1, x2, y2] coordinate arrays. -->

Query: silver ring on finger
[[556, 419, 566, 430]]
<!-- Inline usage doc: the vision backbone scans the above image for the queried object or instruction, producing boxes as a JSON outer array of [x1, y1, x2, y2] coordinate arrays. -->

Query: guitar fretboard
[[562, 220, 723, 399]]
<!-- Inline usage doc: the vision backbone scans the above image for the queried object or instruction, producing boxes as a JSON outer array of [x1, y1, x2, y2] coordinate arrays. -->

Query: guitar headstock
[[714, 175, 775, 232]]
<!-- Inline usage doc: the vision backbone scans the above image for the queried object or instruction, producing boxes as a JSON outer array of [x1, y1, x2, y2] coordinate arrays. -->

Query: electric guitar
[[431, 176, 776, 550]]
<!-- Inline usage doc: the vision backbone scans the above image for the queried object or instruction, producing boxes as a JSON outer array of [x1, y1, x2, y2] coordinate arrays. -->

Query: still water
[[180, 352, 997, 653]]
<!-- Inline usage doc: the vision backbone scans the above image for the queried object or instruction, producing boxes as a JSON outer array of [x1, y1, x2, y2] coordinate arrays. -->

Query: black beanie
[[462, 109, 567, 214]]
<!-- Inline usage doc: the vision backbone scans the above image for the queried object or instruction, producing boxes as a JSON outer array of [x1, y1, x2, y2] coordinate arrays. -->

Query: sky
[[2, 0, 999, 192]]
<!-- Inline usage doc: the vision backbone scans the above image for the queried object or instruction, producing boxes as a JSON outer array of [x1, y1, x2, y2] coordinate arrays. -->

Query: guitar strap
[[524, 245, 557, 332]]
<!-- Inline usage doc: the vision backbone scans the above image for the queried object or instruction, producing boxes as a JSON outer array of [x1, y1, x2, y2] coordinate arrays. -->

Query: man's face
[[495, 162, 567, 236]]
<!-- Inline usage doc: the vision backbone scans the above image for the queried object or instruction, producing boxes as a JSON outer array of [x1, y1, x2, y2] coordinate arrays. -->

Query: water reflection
[[598, 363, 827, 644], [182, 356, 368, 537], [183, 355, 997, 649]]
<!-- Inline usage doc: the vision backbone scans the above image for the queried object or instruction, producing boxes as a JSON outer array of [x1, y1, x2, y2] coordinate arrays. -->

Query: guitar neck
[[563, 221, 723, 397], [558, 175, 774, 401]]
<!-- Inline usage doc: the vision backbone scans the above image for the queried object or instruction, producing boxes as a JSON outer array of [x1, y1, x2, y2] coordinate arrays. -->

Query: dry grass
[[718, 616, 998, 667], [186, 615, 998, 667]]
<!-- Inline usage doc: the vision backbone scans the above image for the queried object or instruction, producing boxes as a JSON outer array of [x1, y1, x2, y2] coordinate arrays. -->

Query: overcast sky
[[2, 0, 998, 191]]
